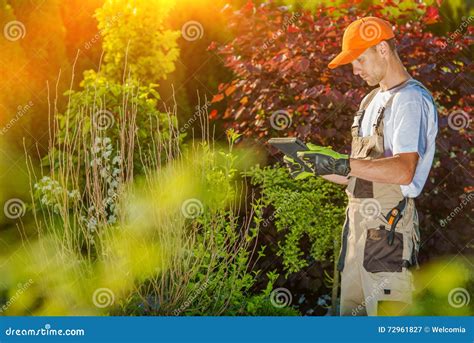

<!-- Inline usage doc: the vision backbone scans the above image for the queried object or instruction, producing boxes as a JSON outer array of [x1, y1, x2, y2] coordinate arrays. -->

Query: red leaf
[[242, 0, 254, 12], [287, 25, 300, 33], [209, 109, 218, 120], [423, 6, 440, 24], [207, 41, 217, 51]]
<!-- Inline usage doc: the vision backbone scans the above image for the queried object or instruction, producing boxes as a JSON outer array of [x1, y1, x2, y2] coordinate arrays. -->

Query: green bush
[[246, 165, 347, 275], [51, 70, 179, 174], [95, 0, 180, 84], [106, 141, 297, 316]]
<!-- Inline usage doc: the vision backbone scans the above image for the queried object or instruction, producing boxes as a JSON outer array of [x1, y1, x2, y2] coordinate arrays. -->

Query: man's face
[[350, 45, 387, 86]]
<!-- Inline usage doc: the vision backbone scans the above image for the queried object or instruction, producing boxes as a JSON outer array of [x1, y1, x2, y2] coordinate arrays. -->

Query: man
[[295, 17, 438, 316]]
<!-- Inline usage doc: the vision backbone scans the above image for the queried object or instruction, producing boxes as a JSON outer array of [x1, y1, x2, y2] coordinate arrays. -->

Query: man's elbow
[[400, 169, 416, 185], [396, 153, 419, 185]]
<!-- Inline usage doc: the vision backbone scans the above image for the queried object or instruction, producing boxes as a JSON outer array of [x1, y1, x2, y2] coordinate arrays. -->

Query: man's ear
[[376, 41, 390, 58]]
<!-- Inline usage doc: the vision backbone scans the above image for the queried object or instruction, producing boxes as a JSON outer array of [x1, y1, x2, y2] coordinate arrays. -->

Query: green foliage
[[184, 269, 300, 316], [409, 258, 474, 316], [95, 0, 180, 83], [174, 208, 258, 315], [165, 141, 283, 316], [111, 142, 292, 316], [53, 70, 178, 174], [33, 69, 183, 255], [246, 165, 347, 274]]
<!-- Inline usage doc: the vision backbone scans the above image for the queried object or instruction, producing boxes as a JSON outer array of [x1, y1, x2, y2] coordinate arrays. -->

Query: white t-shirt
[[359, 79, 438, 198]]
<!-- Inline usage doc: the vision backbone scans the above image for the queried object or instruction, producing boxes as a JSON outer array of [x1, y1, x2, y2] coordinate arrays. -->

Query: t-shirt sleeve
[[391, 89, 429, 159]]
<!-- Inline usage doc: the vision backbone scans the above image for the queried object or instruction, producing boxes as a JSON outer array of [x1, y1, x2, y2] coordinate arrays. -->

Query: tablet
[[268, 137, 312, 172]]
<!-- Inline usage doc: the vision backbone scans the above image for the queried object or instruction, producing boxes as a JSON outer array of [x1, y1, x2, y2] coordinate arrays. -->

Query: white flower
[[112, 156, 122, 165], [68, 190, 80, 199], [92, 146, 101, 154], [87, 217, 98, 232], [100, 168, 109, 178]]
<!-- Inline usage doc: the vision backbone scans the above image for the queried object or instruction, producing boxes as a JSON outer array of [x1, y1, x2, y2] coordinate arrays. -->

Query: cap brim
[[328, 48, 366, 69]]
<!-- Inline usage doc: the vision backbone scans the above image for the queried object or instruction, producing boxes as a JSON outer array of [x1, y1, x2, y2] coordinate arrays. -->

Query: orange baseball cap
[[328, 17, 395, 69]]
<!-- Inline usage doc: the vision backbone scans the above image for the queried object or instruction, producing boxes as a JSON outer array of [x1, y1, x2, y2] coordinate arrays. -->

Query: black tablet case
[[268, 137, 312, 172]]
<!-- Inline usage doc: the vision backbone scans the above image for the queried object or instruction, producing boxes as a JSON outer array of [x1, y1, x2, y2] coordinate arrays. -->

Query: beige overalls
[[338, 78, 427, 316]]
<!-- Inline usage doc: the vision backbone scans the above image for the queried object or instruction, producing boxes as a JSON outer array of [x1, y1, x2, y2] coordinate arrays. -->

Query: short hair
[[371, 38, 397, 53], [386, 38, 397, 52]]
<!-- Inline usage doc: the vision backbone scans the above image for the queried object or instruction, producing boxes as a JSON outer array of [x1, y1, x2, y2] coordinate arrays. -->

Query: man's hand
[[283, 155, 313, 180], [297, 145, 351, 177]]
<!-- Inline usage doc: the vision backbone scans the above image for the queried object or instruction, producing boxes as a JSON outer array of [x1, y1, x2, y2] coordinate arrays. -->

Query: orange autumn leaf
[[211, 93, 224, 103], [225, 85, 236, 96], [240, 96, 248, 105]]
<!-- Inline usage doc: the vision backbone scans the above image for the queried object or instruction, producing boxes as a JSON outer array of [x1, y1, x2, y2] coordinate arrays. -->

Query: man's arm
[[348, 152, 419, 185], [298, 148, 419, 186], [321, 174, 350, 185]]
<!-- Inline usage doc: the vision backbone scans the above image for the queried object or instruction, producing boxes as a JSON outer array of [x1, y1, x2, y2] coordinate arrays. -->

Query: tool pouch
[[363, 222, 404, 273]]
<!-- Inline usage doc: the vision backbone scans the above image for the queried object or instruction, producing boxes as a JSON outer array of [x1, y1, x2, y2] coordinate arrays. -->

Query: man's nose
[[352, 66, 361, 76]]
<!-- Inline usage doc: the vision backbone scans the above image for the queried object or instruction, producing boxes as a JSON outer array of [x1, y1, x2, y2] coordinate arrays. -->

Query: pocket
[[353, 178, 374, 198], [351, 141, 374, 159], [366, 269, 413, 304], [363, 226, 404, 273], [350, 137, 373, 159]]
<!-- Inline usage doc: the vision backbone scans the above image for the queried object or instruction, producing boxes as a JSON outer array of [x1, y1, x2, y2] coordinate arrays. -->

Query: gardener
[[296, 17, 438, 316]]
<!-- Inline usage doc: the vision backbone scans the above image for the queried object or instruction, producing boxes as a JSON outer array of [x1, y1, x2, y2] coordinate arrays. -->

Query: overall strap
[[359, 87, 381, 111], [372, 91, 397, 135], [351, 87, 380, 137], [373, 78, 426, 135]]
